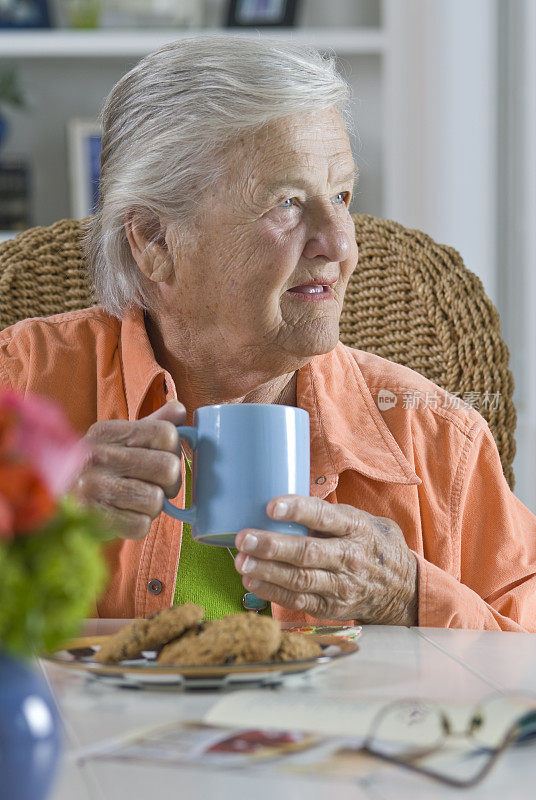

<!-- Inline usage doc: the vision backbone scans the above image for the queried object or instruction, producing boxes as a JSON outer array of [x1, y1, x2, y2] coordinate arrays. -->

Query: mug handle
[[162, 425, 198, 523]]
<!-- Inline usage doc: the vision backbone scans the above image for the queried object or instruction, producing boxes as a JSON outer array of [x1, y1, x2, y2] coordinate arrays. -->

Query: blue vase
[[0, 650, 62, 800]]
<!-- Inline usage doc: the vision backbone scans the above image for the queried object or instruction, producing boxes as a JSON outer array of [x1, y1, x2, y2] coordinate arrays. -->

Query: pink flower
[[0, 390, 88, 498]]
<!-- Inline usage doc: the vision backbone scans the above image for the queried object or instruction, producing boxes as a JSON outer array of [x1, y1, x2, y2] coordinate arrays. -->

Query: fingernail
[[240, 556, 255, 574], [241, 533, 258, 553], [273, 501, 288, 519]]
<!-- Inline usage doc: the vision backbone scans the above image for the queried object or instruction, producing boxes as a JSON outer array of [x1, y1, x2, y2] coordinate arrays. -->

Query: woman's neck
[[145, 313, 298, 426]]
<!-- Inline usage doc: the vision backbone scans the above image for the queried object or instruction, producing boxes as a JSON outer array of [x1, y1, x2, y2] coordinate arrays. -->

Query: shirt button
[[147, 578, 163, 595], [315, 475, 327, 485]]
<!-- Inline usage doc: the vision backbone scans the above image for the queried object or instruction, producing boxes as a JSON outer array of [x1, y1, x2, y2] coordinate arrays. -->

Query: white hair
[[85, 35, 352, 318]]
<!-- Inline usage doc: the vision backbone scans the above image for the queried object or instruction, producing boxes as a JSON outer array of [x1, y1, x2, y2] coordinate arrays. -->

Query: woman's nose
[[302, 213, 354, 263]]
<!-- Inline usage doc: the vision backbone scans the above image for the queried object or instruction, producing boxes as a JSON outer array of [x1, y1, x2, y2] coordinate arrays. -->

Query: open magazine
[[71, 691, 536, 784]]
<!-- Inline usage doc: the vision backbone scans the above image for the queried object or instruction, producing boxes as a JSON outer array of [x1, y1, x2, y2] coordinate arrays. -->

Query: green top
[[173, 458, 271, 619]]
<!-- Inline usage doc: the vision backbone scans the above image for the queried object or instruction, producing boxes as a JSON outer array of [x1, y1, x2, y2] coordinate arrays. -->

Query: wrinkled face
[[166, 107, 358, 369]]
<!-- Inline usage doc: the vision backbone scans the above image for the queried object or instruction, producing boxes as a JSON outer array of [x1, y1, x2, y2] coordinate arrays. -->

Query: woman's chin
[[286, 322, 341, 359]]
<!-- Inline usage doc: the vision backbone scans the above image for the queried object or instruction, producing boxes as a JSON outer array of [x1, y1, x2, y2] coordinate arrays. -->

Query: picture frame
[[67, 119, 102, 219], [226, 0, 300, 28], [0, 0, 51, 28]]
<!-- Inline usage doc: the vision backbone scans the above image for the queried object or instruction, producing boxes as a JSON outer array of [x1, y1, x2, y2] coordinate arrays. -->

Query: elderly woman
[[1, 37, 535, 630]]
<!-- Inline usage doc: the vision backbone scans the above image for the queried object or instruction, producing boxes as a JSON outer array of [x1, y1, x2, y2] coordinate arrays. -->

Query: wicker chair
[[0, 214, 517, 488]]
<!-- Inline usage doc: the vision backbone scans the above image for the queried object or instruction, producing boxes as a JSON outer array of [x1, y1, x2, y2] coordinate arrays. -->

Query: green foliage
[[0, 67, 26, 110], [0, 497, 110, 658]]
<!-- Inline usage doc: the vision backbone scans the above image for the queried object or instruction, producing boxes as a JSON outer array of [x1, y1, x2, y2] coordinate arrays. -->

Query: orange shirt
[[1, 306, 535, 631]]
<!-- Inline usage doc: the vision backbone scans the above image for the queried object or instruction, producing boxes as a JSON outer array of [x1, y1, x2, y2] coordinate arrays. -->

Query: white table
[[43, 624, 536, 800]]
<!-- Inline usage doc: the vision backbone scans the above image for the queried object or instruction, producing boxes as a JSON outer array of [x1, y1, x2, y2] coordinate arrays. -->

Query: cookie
[[94, 602, 205, 664], [273, 632, 323, 662], [158, 612, 281, 666]]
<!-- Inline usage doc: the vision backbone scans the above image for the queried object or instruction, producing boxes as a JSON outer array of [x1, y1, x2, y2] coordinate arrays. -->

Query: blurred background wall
[[0, 0, 534, 510]]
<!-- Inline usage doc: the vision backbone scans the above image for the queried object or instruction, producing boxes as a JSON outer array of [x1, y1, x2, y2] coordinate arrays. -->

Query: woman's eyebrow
[[264, 168, 359, 196], [339, 167, 359, 190]]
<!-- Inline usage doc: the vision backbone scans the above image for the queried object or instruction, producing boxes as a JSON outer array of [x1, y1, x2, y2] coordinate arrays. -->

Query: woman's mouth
[[286, 284, 334, 302]]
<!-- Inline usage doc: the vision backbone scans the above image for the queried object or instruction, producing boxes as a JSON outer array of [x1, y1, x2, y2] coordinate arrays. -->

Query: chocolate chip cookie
[[158, 612, 281, 666], [273, 632, 323, 661], [94, 602, 205, 664]]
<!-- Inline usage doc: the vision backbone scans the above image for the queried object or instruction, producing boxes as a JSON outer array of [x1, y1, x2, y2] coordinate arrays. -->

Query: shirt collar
[[298, 342, 421, 486], [120, 308, 420, 485], [120, 307, 166, 421]]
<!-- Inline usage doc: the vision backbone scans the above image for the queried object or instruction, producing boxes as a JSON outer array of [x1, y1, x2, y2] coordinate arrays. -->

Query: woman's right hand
[[72, 400, 186, 540]]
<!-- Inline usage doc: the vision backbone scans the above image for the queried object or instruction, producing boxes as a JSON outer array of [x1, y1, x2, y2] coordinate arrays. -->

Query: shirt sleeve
[[416, 421, 536, 631]]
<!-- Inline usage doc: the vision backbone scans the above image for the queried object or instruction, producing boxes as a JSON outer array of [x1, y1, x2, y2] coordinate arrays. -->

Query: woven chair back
[[0, 214, 516, 488]]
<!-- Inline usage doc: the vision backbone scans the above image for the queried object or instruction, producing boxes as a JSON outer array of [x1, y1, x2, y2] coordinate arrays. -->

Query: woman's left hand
[[234, 495, 418, 625]]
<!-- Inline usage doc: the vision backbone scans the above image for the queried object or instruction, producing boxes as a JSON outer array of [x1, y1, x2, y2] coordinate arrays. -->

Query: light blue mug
[[162, 403, 310, 547]]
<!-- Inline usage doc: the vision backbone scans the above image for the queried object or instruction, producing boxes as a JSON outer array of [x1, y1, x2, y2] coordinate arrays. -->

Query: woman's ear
[[124, 214, 174, 283]]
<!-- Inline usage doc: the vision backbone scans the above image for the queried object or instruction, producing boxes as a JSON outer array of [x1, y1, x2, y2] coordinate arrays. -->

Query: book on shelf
[[0, 160, 31, 232]]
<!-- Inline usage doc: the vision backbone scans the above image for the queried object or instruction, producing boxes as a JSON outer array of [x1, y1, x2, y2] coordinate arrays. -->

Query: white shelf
[[0, 28, 385, 58]]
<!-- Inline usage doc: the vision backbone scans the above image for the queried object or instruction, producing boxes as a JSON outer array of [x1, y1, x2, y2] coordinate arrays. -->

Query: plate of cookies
[[44, 603, 360, 689]]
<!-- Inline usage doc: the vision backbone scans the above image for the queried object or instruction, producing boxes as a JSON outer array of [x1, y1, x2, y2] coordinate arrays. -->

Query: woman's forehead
[[227, 109, 354, 184], [255, 107, 349, 151]]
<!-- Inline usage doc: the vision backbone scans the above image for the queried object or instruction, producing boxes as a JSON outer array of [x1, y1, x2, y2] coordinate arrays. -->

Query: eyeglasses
[[360, 692, 536, 788]]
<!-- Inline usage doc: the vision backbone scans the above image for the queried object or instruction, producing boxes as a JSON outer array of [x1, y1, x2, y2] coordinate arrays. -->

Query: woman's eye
[[277, 193, 348, 209], [333, 192, 349, 204]]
